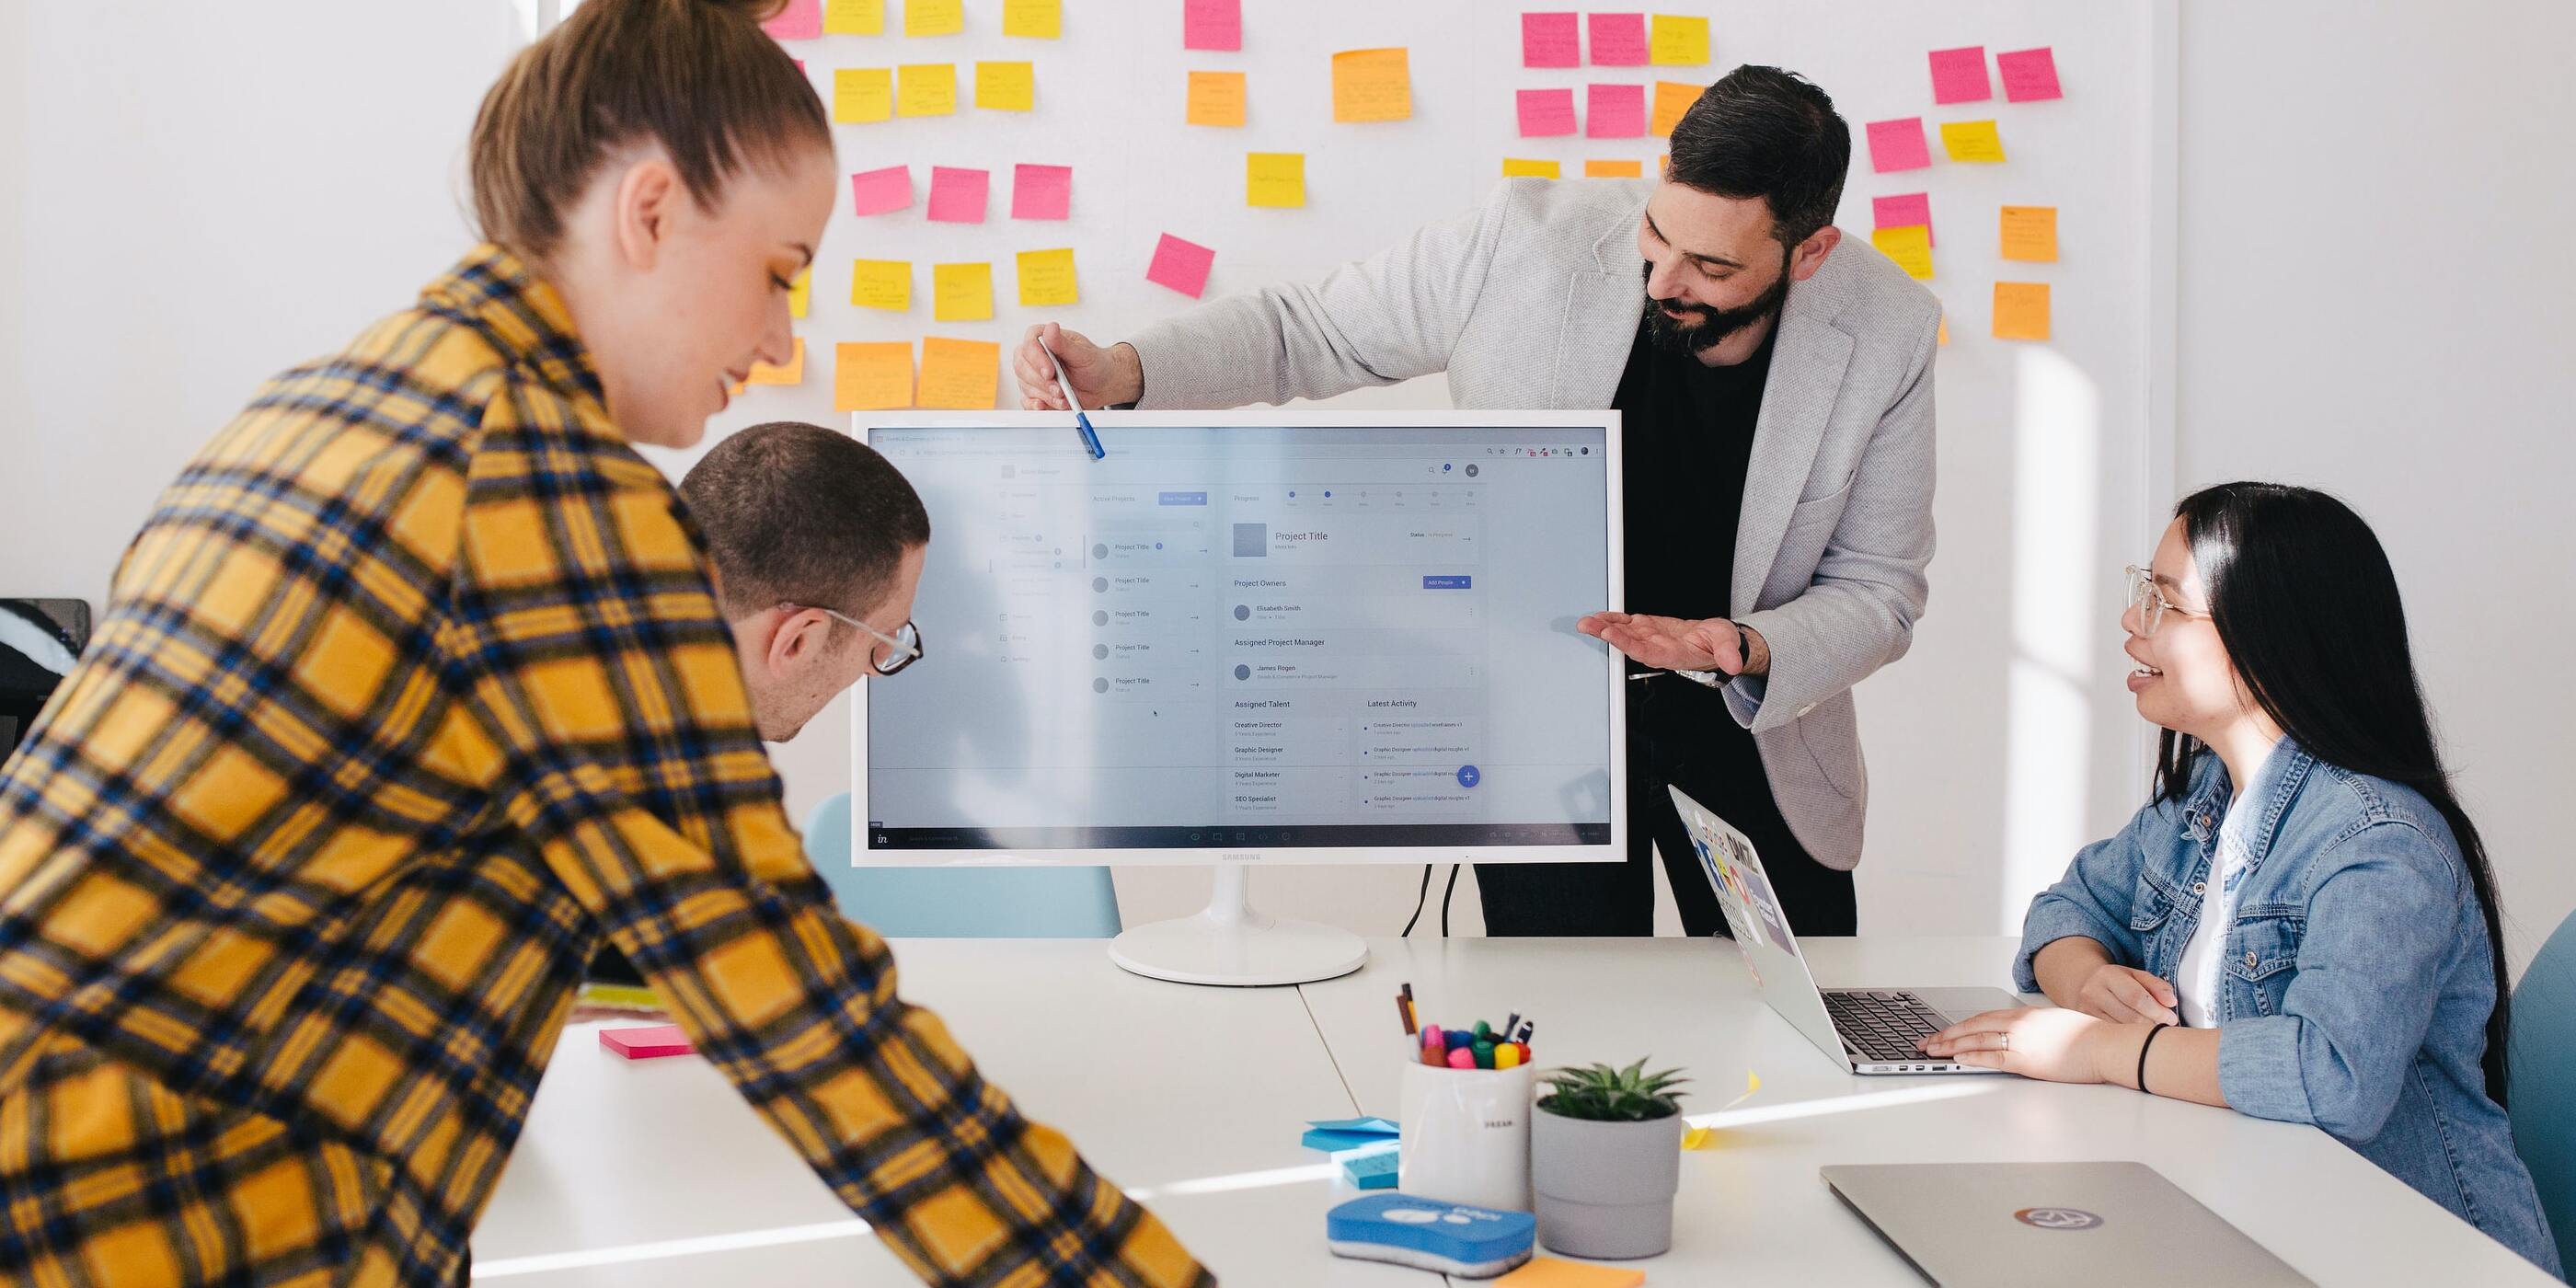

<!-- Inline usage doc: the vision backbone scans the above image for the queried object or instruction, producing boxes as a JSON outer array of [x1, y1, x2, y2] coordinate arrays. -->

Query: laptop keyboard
[[1823, 990, 1950, 1064]]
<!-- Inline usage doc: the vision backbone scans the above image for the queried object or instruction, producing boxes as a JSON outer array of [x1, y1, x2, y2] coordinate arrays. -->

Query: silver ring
[[1999, 1032, 2010, 1052]]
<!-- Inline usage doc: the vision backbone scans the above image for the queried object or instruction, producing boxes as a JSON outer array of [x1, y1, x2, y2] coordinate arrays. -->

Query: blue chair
[[800, 792, 1121, 937], [2510, 908, 2576, 1273]]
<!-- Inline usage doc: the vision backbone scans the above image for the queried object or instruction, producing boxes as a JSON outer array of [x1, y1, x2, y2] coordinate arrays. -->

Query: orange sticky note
[[822, 0, 883, 35], [1650, 14, 1708, 65], [2000, 205, 2058, 262], [976, 61, 1035, 111], [918, 337, 1001, 409], [1994, 282, 2051, 340], [1187, 70, 1247, 127], [1016, 247, 1078, 306], [904, 0, 961, 37], [1001, 0, 1060, 39], [1332, 48, 1411, 123], [788, 268, 810, 319], [1584, 159, 1644, 178], [1650, 80, 1701, 136], [1938, 312, 1950, 346], [833, 68, 892, 124], [1940, 119, 2007, 163], [1501, 157, 1561, 179], [850, 259, 911, 311], [834, 341, 911, 411], [1247, 152, 1305, 208], [1870, 225, 1933, 280], [742, 338, 805, 387], [1494, 1256, 1646, 1287], [897, 63, 958, 117]]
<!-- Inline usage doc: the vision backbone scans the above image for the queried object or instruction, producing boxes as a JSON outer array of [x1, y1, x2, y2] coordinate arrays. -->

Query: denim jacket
[[2015, 739, 2561, 1276]]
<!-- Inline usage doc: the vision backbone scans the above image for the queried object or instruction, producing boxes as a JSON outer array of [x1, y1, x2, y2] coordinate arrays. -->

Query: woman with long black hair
[[1921, 482, 2559, 1275]]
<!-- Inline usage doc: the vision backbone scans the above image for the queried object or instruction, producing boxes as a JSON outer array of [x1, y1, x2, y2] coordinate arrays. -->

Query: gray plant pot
[[1530, 1104, 1685, 1259]]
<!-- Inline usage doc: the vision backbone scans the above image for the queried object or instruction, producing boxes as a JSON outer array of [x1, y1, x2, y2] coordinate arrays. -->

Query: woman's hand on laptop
[[1919, 1006, 2133, 1085], [2071, 964, 2180, 1026]]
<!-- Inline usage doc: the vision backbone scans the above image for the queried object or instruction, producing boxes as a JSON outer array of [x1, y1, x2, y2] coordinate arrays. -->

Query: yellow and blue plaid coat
[[0, 247, 1212, 1287]]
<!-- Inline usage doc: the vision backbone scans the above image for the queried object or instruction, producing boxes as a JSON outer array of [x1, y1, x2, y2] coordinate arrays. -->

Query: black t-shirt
[[1616, 317, 1775, 627]]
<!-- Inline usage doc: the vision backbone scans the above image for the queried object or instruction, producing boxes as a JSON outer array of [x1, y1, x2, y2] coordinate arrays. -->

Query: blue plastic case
[[1324, 1193, 1537, 1279]]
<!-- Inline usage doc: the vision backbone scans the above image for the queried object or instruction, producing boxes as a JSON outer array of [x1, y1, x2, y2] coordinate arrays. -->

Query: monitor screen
[[853, 412, 1623, 866]]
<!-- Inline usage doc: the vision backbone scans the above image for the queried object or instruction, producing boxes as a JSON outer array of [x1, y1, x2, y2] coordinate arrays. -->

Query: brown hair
[[680, 422, 931, 620], [468, 0, 832, 262]]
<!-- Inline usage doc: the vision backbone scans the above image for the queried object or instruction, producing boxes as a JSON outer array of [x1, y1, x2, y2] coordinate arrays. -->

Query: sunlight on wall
[[2000, 347, 2103, 928]]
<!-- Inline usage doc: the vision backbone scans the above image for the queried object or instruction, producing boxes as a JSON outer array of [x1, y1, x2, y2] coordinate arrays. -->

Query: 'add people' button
[[1455, 765, 1480, 788]]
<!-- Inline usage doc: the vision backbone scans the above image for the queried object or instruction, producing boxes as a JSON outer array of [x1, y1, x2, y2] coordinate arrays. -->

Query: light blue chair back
[[2510, 908, 2576, 1273], [801, 792, 1121, 938]]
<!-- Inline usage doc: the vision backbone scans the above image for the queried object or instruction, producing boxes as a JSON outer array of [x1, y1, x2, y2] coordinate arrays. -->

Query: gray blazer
[[1125, 178, 1940, 871]]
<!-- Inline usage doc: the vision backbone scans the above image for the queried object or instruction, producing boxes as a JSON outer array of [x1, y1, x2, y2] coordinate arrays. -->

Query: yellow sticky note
[[850, 259, 911, 311], [1651, 80, 1701, 137], [1870, 225, 1934, 280], [1017, 247, 1078, 306], [823, 0, 883, 35], [904, 0, 962, 37], [743, 338, 805, 387], [1584, 159, 1643, 178], [788, 268, 810, 320], [1650, 14, 1709, 65], [1938, 315, 1950, 346], [2000, 204, 2059, 262], [1994, 282, 2052, 341], [1501, 157, 1561, 179], [917, 337, 1001, 410], [1187, 70, 1247, 127], [932, 261, 993, 322], [897, 63, 957, 117], [1941, 119, 2007, 163], [1681, 1125, 1717, 1151], [833, 68, 892, 124], [975, 61, 1035, 111], [1331, 48, 1411, 123], [1247, 152, 1305, 208], [1493, 1256, 1647, 1287], [834, 341, 912, 411], [1001, 0, 1060, 39]]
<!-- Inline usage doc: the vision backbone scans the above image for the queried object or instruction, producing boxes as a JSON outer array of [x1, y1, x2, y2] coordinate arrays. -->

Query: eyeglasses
[[2123, 565, 2208, 638], [795, 604, 925, 675]]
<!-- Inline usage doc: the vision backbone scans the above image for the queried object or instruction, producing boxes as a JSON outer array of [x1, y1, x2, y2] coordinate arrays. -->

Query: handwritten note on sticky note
[[1994, 282, 2051, 340], [1010, 164, 1072, 220], [1147, 234, 1214, 297], [897, 63, 958, 117], [1928, 46, 1991, 104], [1502, 157, 1561, 179], [834, 68, 892, 123], [1332, 48, 1411, 122], [1002, 0, 1060, 39], [1997, 47, 2063, 101], [1870, 225, 1934, 280], [744, 338, 805, 386], [1523, 12, 1580, 68], [1017, 247, 1078, 306], [851, 259, 911, 311], [835, 341, 911, 411], [1517, 87, 1577, 137], [1650, 80, 1701, 136], [1866, 118, 1930, 172], [849, 165, 913, 216], [1492, 1255, 1646, 1287], [905, 0, 962, 37], [1588, 13, 1647, 65], [1587, 84, 1647, 137], [788, 268, 811, 319], [1584, 159, 1644, 178], [932, 262, 993, 322], [1188, 70, 1247, 126], [1940, 119, 2006, 163], [918, 337, 1000, 409], [976, 61, 1035, 111], [823, 0, 882, 35], [1873, 192, 1933, 245], [2000, 205, 2058, 261], [1183, 0, 1240, 52], [1247, 152, 1305, 208], [1650, 14, 1708, 65], [763, 0, 822, 40], [926, 167, 988, 224]]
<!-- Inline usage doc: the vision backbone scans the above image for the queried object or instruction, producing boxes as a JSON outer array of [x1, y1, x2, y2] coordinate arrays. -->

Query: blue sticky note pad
[[1337, 1147, 1399, 1190], [1304, 1128, 1394, 1153], [1307, 1116, 1399, 1136], [1326, 1193, 1536, 1278]]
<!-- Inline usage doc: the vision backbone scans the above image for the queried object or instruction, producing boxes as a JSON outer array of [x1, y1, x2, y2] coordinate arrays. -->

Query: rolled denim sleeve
[[2011, 803, 2161, 992], [2218, 822, 2460, 1139]]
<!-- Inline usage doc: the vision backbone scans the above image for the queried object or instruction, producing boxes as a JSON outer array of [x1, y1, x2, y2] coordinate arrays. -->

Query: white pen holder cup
[[1397, 1060, 1535, 1212]]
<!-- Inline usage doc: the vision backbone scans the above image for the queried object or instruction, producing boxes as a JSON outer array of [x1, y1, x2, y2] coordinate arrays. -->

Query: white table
[[473, 937, 2556, 1285]]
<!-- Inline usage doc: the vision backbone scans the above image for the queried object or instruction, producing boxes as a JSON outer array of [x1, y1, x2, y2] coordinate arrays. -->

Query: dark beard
[[1640, 252, 1792, 356]]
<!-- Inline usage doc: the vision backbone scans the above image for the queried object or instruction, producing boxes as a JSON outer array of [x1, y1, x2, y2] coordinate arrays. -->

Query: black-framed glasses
[[800, 604, 925, 675], [2123, 565, 2207, 638]]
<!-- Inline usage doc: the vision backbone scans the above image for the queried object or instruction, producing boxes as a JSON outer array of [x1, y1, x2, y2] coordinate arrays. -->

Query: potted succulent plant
[[1530, 1059, 1690, 1259]]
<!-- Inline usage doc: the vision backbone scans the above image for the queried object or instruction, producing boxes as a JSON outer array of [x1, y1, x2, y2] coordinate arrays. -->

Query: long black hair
[[2153, 482, 2513, 1106]]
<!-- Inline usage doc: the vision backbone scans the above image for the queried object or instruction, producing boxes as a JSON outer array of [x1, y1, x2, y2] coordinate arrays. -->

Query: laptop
[[1821, 1162, 2312, 1286], [1669, 785, 2022, 1075]]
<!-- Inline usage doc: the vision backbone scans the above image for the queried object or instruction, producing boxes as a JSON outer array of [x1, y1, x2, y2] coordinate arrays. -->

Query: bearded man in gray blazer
[[1017, 66, 1938, 937]]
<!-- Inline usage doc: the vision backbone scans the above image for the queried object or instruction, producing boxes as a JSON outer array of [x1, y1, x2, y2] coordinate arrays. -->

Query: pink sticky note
[[1586, 84, 1647, 138], [1517, 87, 1577, 138], [1011, 164, 1072, 220], [1588, 13, 1648, 66], [927, 167, 989, 224], [762, 0, 822, 40], [850, 166, 914, 216], [1998, 47, 2063, 102], [1927, 46, 1991, 104], [1865, 118, 1930, 173], [1522, 12, 1580, 68], [1147, 233, 1215, 298], [600, 1025, 696, 1060], [1183, 0, 1240, 52], [1873, 192, 1934, 246]]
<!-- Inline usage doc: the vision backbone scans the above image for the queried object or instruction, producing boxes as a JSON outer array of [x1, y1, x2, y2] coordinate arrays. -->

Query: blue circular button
[[1456, 765, 1480, 788]]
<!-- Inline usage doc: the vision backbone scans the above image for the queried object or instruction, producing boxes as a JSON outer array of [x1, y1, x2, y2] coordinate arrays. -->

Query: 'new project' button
[[1421, 575, 1473, 590]]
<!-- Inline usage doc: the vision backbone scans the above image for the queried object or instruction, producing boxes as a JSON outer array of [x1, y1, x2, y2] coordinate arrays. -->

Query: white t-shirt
[[2174, 743, 2284, 1028]]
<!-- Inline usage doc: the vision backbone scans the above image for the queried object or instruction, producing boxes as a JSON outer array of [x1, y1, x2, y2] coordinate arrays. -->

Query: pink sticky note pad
[[1927, 46, 1991, 104], [1588, 13, 1647, 66], [762, 0, 822, 40], [851, 166, 914, 216], [601, 1025, 696, 1060], [1011, 164, 1072, 220], [1866, 118, 1931, 173], [1147, 233, 1215, 298], [1183, 0, 1240, 52], [1522, 12, 1580, 68], [1873, 192, 1934, 245], [927, 167, 990, 224], [1586, 83, 1646, 137], [1998, 47, 2063, 101], [1517, 87, 1577, 138]]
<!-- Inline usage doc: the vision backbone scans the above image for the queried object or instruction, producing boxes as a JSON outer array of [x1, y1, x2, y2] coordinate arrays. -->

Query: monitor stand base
[[1109, 866, 1370, 987]]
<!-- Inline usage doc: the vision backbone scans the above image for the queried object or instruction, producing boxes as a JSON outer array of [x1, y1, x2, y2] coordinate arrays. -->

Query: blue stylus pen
[[1039, 339, 1105, 460]]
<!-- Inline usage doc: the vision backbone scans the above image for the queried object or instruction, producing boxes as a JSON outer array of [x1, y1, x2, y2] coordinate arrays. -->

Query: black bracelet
[[2136, 1022, 2172, 1095]]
